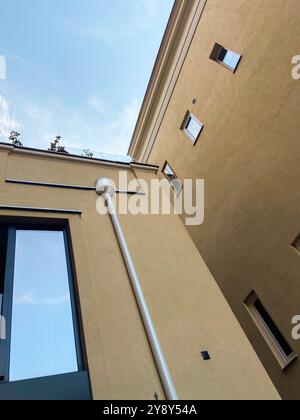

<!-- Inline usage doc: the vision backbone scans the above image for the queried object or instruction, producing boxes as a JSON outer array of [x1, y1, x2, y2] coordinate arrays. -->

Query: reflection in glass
[[163, 163, 182, 195], [186, 117, 203, 141], [9, 230, 78, 382], [0, 228, 8, 321], [222, 50, 241, 71]]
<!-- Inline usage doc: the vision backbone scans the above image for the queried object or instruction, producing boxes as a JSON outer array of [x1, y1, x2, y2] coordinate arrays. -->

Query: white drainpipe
[[96, 178, 179, 401]]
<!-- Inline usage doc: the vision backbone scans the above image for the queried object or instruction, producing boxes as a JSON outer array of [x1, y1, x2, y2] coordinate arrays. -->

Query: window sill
[[0, 371, 91, 400]]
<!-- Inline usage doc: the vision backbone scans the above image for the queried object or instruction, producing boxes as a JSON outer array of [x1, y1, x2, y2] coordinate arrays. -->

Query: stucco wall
[[0, 148, 280, 399], [145, 0, 300, 399]]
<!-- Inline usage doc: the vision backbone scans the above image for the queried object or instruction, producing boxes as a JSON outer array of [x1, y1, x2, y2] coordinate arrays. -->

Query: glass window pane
[[9, 230, 78, 382], [222, 50, 241, 71], [163, 164, 182, 195], [164, 164, 174, 179], [186, 117, 203, 140], [253, 299, 293, 357]]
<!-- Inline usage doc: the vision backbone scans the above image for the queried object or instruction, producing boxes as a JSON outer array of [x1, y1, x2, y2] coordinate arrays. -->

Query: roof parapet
[[0, 142, 159, 172]]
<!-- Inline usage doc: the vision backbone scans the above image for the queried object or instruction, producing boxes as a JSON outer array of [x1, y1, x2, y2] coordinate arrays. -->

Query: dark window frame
[[245, 291, 297, 370], [0, 218, 91, 400], [162, 162, 183, 196], [0, 227, 8, 342], [291, 234, 300, 256], [181, 111, 204, 145], [210, 42, 242, 73]]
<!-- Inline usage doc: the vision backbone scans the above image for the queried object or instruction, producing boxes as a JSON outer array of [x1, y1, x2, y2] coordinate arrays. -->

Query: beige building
[[129, 0, 300, 400], [0, 143, 279, 400]]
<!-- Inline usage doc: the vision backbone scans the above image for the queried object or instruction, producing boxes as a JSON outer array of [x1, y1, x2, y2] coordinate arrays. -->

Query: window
[[210, 43, 242, 72], [163, 162, 182, 195], [181, 112, 204, 145], [0, 223, 91, 400], [292, 234, 300, 255], [0, 229, 8, 362], [0, 229, 8, 317], [245, 292, 297, 369]]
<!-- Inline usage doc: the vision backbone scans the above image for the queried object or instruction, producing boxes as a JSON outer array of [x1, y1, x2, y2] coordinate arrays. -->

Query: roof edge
[[0, 143, 159, 172], [128, 0, 207, 162]]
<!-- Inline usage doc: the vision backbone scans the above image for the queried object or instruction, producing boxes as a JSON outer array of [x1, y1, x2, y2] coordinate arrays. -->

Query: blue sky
[[0, 0, 174, 156]]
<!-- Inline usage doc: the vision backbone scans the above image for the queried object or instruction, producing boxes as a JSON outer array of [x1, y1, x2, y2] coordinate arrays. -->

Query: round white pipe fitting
[[96, 178, 116, 197]]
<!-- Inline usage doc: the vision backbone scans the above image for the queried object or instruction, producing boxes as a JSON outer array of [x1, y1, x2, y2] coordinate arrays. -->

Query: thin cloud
[[19, 96, 140, 156], [67, 0, 163, 43], [100, 97, 141, 155], [0, 95, 20, 141], [87, 94, 107, 116], [15, 289, 70, 306]]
